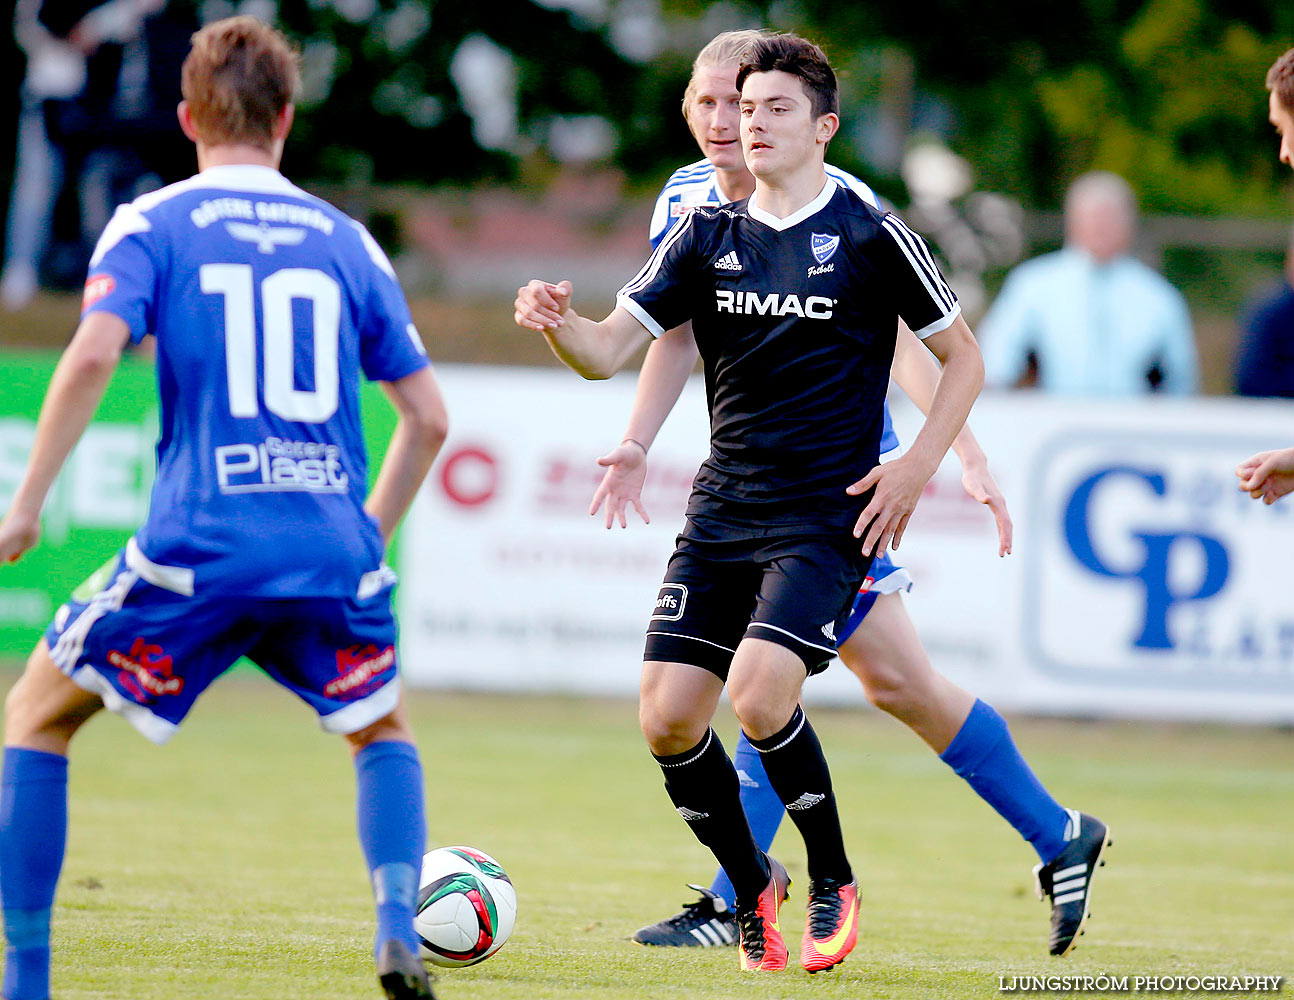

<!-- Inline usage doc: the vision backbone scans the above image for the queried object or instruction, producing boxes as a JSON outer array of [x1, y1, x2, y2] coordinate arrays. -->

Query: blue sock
[[0, 748, 69, 1000], [708, 732, 786, 908], [939, 700, 1070, 863], [354, 741, 425, 957]]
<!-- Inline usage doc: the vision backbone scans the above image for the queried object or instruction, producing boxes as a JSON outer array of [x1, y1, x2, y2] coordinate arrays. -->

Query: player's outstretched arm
[[366, 367, 449, 544], [849, 315, 984, 556], [890, 322, 1012, 555], [0, 312, 129, 564], [1236, 447, 1294, 505], [590, 323, 699, 529], [513, 279, 651, 380]]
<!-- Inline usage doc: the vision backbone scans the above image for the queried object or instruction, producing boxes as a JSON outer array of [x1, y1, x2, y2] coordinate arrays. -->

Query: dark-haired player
[[517, 34, 991, 974], [0, 18, 446, 1000], [611, 29, 1108, 961]]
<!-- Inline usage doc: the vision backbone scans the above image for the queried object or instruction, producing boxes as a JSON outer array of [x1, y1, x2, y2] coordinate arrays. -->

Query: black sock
[[746, 706, 852, 886], [653, 729, 771, 906]]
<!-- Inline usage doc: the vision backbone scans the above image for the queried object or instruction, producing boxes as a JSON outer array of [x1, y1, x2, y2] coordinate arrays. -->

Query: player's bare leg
[[837, 592, 973, 752], [639, 660, 724, 756], [728, 639, 856, 972], [343, 700, 418, 756], [840, 593, 1110, 956], [0, 641, 102, 1000], [4, 640, 104, 754], [342, 695, 434, 1000]]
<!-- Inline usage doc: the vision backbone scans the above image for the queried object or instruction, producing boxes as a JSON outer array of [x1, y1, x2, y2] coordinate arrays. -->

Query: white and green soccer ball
[[414, 846, 517, 968]]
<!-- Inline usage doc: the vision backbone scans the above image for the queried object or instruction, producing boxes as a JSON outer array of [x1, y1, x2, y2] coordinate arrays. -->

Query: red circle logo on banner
[[440, 446, 499, 507]]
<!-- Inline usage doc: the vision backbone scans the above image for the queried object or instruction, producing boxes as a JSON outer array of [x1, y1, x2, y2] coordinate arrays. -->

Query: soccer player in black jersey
[[517, 35, 984, 974], [615, 32, 1108, 963]]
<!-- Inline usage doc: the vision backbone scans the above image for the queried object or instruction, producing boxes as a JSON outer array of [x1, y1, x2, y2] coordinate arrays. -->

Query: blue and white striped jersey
[[82, 164, 430, 598], [647, 159, 902, 457]]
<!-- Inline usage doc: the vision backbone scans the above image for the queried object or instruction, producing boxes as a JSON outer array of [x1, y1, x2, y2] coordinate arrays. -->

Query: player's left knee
[[639, 700, 707, 756], [840, 643, 932, 721], [728, 681, 798, 741], [859, 669, 921, 719]]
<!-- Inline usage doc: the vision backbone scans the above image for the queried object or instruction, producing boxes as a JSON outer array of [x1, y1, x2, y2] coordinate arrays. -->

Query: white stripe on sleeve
[[618, 207, 697, 305], [89, 204, 151, 268], [880, 215, 957, 312]]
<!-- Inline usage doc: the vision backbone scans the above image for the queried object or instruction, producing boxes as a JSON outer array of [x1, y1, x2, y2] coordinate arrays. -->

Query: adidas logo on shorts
[[714, 251, 742, 272]]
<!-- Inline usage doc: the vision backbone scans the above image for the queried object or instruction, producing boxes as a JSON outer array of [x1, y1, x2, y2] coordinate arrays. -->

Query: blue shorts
[[840, 548, 913, 645], [44, 540, 402, 745]]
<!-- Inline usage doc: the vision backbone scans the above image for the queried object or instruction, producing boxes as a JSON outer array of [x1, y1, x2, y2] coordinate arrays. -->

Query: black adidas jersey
[[616, 180, 960, 532]]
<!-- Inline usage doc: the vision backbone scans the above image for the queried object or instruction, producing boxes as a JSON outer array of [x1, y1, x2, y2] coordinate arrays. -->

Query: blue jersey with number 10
[[82, 164, 429, 598]]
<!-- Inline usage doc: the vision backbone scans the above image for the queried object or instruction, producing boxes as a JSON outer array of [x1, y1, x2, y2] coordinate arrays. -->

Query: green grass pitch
[[24, 676, 1294, 999]]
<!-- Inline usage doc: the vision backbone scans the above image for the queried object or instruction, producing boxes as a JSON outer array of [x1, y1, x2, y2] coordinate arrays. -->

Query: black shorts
[[643, 525, 873, 678]]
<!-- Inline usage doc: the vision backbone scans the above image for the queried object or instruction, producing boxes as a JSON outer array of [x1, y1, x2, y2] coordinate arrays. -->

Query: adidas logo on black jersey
[[714, 251, 742, 272]]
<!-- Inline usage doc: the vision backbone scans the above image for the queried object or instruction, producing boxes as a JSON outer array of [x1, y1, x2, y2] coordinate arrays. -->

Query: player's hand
[[589, 441, 651, 529], [846, 452, 936, 557], [960, 460, 1013, 556], [514, 280, 572, 333], [1236, 446, 1294, 505], [0, 509, 40, 565]]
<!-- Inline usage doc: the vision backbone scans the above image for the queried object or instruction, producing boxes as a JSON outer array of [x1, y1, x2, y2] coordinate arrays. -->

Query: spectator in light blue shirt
[[979, 172, 1198, 396]]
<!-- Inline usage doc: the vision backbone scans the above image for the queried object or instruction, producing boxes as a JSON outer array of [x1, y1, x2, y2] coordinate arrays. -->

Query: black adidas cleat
[[1033, 810, 1112, 957], [632, 884, 738, 947], [633, 860, 791, 949], [377, 939, 435, 999]]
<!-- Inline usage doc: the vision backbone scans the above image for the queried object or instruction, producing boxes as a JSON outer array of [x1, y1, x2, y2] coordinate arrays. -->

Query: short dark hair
[[736, 34, 838, 120], [1269, 46, 1294, 113]]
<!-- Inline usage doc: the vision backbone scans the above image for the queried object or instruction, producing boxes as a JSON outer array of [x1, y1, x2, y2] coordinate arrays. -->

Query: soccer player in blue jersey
[[517, 33, 996, 974], [0, 18, 446, 1000], [592, 29, 1108, 960]]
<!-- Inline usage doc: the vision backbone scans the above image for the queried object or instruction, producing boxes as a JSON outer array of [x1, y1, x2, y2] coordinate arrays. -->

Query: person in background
[[1237, 45, 1294, 504], [2, 0, 169, 310], [979, 171, 1198, 396], [2, 0, 87, 310], [1234, 225, 1294, 398]]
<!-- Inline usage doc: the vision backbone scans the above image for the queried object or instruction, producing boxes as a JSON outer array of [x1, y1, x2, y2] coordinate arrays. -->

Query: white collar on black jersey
[[746, 178, 835, 232]]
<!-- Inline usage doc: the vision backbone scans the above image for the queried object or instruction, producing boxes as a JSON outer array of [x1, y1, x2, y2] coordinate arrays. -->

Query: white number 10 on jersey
[[200, 263, 340, 423]]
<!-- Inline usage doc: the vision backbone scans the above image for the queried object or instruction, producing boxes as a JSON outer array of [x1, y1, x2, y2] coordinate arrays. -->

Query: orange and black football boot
[[800, 876, 859, 973], [735, 856, 790, 971]]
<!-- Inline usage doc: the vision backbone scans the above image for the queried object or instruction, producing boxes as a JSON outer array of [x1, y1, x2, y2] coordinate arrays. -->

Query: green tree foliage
[[1035, 0, 1292, 212], [744, 0, 1293, 212], [106, 1, 1294, 213], [275, 0, 638, 185]]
